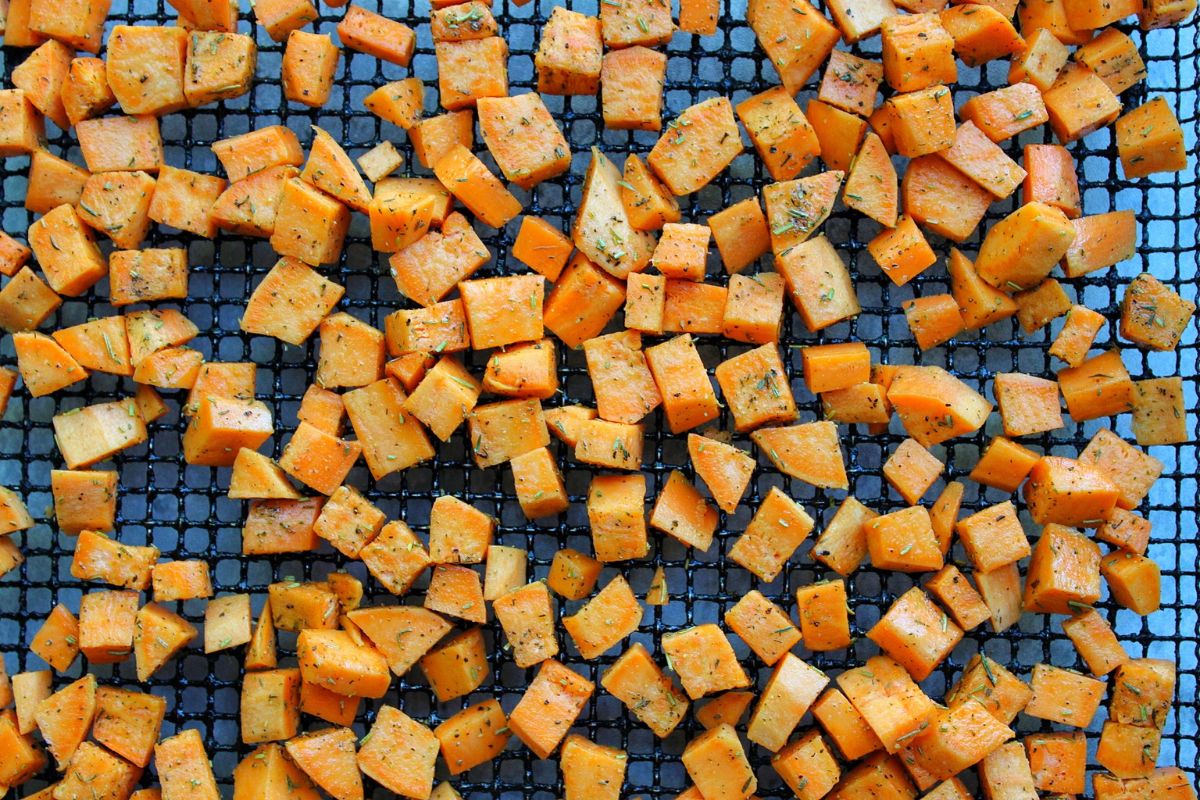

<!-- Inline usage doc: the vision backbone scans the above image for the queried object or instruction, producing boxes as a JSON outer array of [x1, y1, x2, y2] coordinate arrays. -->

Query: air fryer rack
[[0, 1, 1197, 797]]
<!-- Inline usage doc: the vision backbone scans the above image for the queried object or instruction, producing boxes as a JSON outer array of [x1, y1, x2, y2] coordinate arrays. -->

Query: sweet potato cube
[[315, 312, 385, 390], [0, 267, 60, 333], [561, 735, 626, 800], [753, 420, 849, 490], [662, 624, 749, 700], [958, 84, 1047, 145], [267, 581, 339, 633], [1014, 278, 1072, 335], [482, 338, 555, 400], [1026, 663, 1106, 727], [1043, 64, 1122, 144], [869, 587, 963, 681], [297, 629, 389, 699], [75, 114, 163, 174], [27, 204, 105, 297], [1009, 28, 1070, 93], [1049, 304, 1105, 367], [13, 331, 87, 397], [281, 31, 339, 108], [1058, 350, 1135, 423], [1101, 550, 1161, 615], [883, 438, 942, 505], [881, 13, 956, 92], [706, 199, 769, 277], [510, 660, 594, 758], [1080, 427, 1162, 511], [50, 469, 117, 533], [106, 25, 188, 115], [270, 178, 349, 266], [1025, 731, 1087, 794], [1061, 608, 1128, 676], [423, 564, 485, 623], [796, 579, 852, 651], [151, 559, 212, 602], [746, 652, 829, 752], [183, 30, 256, 106], [78, 589, 138, 663], [547, 548, 602, 601], [418, 630, 487, 698], [907, 701, 1015, 782], [837, 655, 937, 752], [601, 642, 689, 738], [866, 214, 935, 287], [204, 593, 252, 654], [563, 574, 642, 660], [715, 343, 796, 432], [811, 688, 883, 760], [736, 87, 820, 181], [1132, 377, 1187, 446], [493, 581, 558, 668], [776, 234, 860, 331], [648, 96, 743, 196], [466, 397, 548, 469], [435, 700, 512, 776], [25, 150, 88, 217], [865, 505, 943, 572], [240, 668, 301, 743], [1120, 272, 1195, 352], [337, 5, 414, 65], [728, 486, 813, 581], [955, 500, 1030, 573], [133, 603, 197, 681], [92, 686, 165, 768], [747, 0, 839, 93], [939, 4, 1023, 66], [0, 90, 43, 157], [344, 378, 435, 477], [819, 50, 884, 117], [535, 7, 602, 95], [648, 470, 717, 551], [1116, 96, 1187, 179], [688, 433, 755, 514], [682, 723, 756, 800], [212, 126, 304, 183], [946, 653, 1030, 725], [722, 272, 784, 344], [281, 730, 359, 800], [542, 254, 625, 347], [251, 0, 316, 41], [1111, 658, 1174, 728], [53, 314, 133, 376], [512, 216, 573, 281], [725, 589, 801, 665], [356, 706, 438, 799], [53, 399, 148, 469], [108, 246, 189, 305], [586, 472, 647, 559], [763, 171, 843, 257], [476, 92, 568, 189], [620, 154, 681, 231], [662, 280, 726, 334], [33, 673, 95, 768], [600, 46, 667, 131], [925, 564, 991, 630], [241, 258, 344, 345], [643, 334, 719, 433], [993, 372, 1064, 439], [70, 530, 158, 590], [810, 496, 877, 576], [310, 486, 381, 558], [182, 395, 272, 468], [363, 77, 423, 132], [53, 741, 139, 800], [481, 545, 527, 602], [349, 605, 449, 677]]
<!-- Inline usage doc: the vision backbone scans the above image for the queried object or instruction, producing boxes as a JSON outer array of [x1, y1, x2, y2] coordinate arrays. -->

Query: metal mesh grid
[[1, 0, 1197, 796]]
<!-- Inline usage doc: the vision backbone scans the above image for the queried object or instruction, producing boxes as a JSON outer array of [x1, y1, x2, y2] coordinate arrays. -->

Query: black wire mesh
[[0, 0, 1197, 797]]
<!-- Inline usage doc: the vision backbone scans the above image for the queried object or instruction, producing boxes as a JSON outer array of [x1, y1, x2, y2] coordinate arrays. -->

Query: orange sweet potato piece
[[748, 0, 840, 93], [648, 96, 743, 196], [542, 254, 625, 347], [843, 131, 899, 227], [337, 5, 414, 65], [510, 660, 594, 757], [356, 706, 438, 798], [512, 215, 573, 281], [281, 31, 339, 108], [1116, 96, 1187, 179], [663, 624, 750, 700], [753, 421, 848, 490], [535, 7, 602, 95], [688, 433, 755, 514], [1100, 550, 1161, 615], [561, 735, 627, 800], [837, 655, 938, 752], [601, 643, 689, 739]]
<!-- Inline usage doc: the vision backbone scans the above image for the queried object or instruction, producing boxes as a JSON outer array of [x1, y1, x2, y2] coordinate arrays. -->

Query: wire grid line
[[0, 0, 1198, 797]]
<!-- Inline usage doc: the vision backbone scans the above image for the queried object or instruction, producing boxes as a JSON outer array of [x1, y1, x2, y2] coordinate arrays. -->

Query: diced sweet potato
[[510, 660, 594, 757], [535, 7, 602, 95], [601, 643, 688, 738], [748, 0, 839, 93], [282, 31, 339, 108], [600, 46, 667, 131]]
